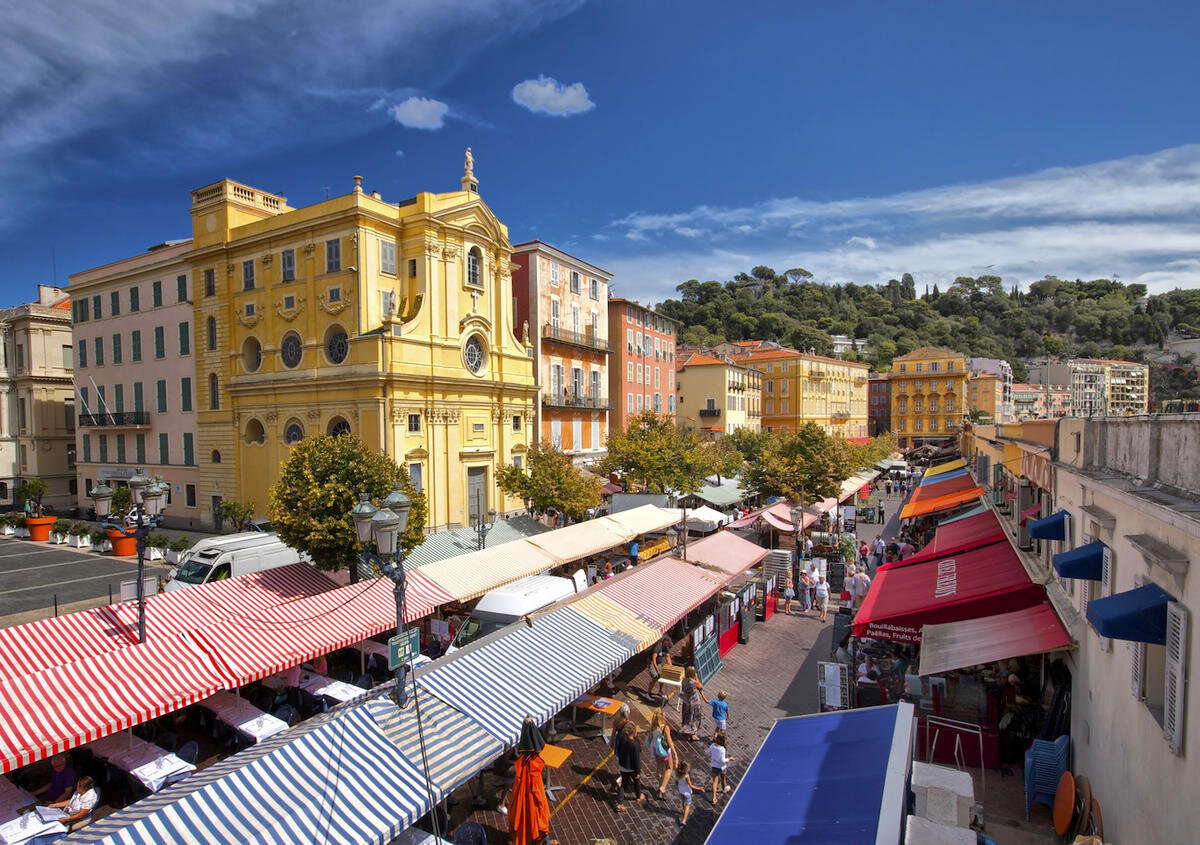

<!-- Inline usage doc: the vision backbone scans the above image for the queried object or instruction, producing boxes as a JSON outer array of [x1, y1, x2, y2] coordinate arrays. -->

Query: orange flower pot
[[106, 528, 138, 557], [25, 516, 55, 542]]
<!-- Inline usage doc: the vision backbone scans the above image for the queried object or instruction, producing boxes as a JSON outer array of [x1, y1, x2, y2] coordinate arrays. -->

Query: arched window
[[211, 450, 221, 464], [207, 316, 217, 351], [467, 247, 482, 288], [244, 418, 266, 445], [284, 420, 304, 444], [209, 373, 219, 410], [280, 332, 303, 368], [327, 416, 351, 437]]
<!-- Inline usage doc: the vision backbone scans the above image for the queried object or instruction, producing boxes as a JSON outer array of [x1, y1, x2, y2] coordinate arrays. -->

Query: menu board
[[828, 561, 846, 593], [818, 661, 849, 711]]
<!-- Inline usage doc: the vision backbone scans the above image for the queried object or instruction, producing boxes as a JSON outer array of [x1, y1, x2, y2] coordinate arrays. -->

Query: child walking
[[707, 731, 734, 802], [710, 691, 730, 737], [676, 761, 696, 827]]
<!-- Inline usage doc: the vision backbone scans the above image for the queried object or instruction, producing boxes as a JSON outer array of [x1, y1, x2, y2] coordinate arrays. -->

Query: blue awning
[[707, 704, 914, 844], [1053, 540, 1107, 580], [1086, 583, 1173, 644], [1029, 510, 1069, 541], [418, 606, 638, 745], [920, 468, 968, 485]]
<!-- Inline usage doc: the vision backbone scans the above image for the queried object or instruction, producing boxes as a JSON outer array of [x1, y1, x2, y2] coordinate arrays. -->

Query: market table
[[0, 809, 62, 845], [539, 744, 572, 804], [299, 673, 369, 704], [91, 735, 194, 793], [572, 695, 623, 741], [200, 691, 289, 744], [657, 665, 684, 699]]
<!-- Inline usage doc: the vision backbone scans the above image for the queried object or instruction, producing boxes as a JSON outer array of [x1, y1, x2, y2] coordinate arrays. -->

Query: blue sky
[[2, 0, 1200, 306]]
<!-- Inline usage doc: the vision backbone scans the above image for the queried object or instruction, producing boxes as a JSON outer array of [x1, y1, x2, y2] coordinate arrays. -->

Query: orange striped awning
[[900, 487, 985, 519]]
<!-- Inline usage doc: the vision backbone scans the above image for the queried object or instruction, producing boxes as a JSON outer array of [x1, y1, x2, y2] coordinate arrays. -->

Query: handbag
[[654, 732, 670, 758], [839, 589, 852, 602]]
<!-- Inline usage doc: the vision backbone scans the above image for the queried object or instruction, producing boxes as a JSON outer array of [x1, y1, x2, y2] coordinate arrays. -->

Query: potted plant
[[68, 521, 92, 548], [15, 515, 29, 539], [50, 518, 72, 544], [91, 528, 112, 553], [166, 535, 191, 565], [18, 478, 54, 540], [0, 512, 16, 536], [145, 532, 170, 561]]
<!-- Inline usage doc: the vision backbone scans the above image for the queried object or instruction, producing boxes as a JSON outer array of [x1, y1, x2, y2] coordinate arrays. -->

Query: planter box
[[96, 540, 112, 553], [68, 535, 91, 549], [147, 547, 166, 561], [25, 516, 55, 542], [0, 526, 13, 536], [16, 528, 30, 538], [50, 532, 68, 544], [166, 549, 183, 565], [106, 529, 137, 557]]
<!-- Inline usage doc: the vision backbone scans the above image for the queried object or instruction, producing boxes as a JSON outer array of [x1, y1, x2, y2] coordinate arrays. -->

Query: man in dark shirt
[[38, 754, 76, 803]]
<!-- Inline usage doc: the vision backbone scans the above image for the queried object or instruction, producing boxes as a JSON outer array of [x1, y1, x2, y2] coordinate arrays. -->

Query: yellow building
[[189, 154, 537, 531], [674, 352, 761, 438], [889, 346, 968, 449], [967, 372, 1004, 422], [732, 347, 869, 439]]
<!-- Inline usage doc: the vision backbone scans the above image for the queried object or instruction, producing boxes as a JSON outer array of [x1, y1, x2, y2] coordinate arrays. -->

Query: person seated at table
[[856, 655, 877, 683], [35, 754, 76, 804], [283, 662, 302, 689], [46, 775, 98, 829]]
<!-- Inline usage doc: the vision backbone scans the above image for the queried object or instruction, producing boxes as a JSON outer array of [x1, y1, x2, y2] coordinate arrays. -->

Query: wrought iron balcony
[[542, 393, 612, 410], [541, 323, 610, 353], [699, 408, 721, 417], [78, 411, 151, 428], [831, 406, 850, 418]]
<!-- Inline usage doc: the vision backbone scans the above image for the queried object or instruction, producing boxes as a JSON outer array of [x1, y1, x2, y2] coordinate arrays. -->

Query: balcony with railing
[[541, 323, 610, 353], [831, 405, 850, 419], [699, 408, 722, 417], [79, 411, 151, 428], [542, 392, 612, 410]]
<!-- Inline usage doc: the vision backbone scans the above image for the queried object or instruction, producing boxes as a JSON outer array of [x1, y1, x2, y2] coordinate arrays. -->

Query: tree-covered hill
[[655, 266, 1200, 380]]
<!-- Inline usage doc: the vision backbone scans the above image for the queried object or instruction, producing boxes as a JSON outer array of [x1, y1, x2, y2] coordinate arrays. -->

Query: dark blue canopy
[[1086, 582, 1173, 644], [1053, 540, 1106, 580], [1029, 510, 1069, 541]]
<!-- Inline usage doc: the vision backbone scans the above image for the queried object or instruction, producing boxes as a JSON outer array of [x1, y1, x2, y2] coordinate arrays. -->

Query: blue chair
[[177, 740, 200, 766], [1024, 734, 1069, 819], [452, 821, 487, 844]]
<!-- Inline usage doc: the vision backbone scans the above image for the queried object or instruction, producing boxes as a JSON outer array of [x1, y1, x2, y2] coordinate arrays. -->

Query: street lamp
[[350, 484, 413, 706], [470, 490, 497, 551], [91, 469, 166, 644]]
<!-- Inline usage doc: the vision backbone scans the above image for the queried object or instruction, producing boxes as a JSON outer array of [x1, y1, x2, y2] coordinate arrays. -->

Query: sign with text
[[388, 628, 420, 670]]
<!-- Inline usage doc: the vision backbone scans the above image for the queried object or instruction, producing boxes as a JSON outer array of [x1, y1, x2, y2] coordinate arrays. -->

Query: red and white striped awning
[[597, 559, 724, 630], [684, 531, 769, 580], [0, 632, 234, 773]]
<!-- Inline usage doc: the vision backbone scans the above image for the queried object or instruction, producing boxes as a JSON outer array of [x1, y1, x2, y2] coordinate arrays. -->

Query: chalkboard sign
[[831, 612, 853, 656], [828, 561, 846, 593], [693, 632, 723, 686]]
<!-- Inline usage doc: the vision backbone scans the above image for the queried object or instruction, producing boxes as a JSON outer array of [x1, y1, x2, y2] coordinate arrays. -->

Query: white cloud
[[598, 145, 1200, 301], [394, 149, 405, 158], [511, 75, 594, 116], [390, 97, 450, 130]]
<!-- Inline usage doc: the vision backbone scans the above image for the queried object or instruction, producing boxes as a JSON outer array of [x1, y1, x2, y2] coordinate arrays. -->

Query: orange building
[[606, 298, 679, 433]]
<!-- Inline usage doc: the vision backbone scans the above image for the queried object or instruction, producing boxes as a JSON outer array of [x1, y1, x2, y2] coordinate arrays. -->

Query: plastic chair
[[297, 688, 327, 719], [177, 740, 200, 765], [1024, 734, 1070, 820]]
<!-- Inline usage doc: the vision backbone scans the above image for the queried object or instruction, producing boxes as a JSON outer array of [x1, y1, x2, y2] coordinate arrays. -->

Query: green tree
[[217, 499, 257, 532], [17, 478, 48, 516], [745, 424, 856, 503], [724, 427, 772, 464], [600, 411, 715, 495], [497, 445, 601, 520], [269, 435, 426, 579]]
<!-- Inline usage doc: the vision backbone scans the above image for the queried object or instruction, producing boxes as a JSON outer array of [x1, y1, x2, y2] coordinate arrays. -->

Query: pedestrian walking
[[615, 722, 646, 812], [679, 666, 708, 739], [804, 533, 814, 559], [710, 691, 730, 735], [854, 568, 872, 608], [676, 761, 697, 827], [782, 578, 795, 615], [708, 732, 735, 802], [814, 575, 830, 622], [648, 708, 677, 799]]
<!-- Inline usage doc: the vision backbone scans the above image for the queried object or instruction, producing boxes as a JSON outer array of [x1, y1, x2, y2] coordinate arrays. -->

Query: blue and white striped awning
[[82, 704, 437, 845], [418, 607, 636, 745], [363, 691, 502, 796]]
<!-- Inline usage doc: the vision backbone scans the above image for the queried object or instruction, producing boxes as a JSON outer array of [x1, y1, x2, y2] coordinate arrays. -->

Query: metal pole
[[391, 554, 408, 708], [135, 506, 147, 644]]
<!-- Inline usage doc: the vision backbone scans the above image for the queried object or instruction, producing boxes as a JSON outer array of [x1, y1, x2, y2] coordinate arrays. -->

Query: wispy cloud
[[390, 97, 450, 130], [0, 0, 586, 229], [601, 145, 1200, 300], [511, 75, 594, 116]]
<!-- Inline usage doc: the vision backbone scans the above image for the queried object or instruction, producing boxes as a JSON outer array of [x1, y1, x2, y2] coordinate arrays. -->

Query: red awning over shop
[[597, 558, 724, 630], [879, 509, 1007, 570], [852, 542, 1046, 643], [601, 481, 622, 495], [728, 501, 815, 533], [684, 531, 769, 579], [899, 487, 985, 519], [918, 604, 1073, 676]]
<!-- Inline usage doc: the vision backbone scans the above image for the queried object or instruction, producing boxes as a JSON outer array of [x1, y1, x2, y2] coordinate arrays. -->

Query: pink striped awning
[[684, 531, 769, 579], [0, 632, 234, 773], [597, 558, 724, 630]]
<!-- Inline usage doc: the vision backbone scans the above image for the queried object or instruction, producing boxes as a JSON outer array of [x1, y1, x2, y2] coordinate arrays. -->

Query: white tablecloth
[[98, 738, 194, 792], [201, 692, 289, 743], [300, 674, 368, 703], [0, 812, 61, 845]]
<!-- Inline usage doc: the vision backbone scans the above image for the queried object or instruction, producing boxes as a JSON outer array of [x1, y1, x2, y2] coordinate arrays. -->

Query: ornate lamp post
[[91, 470, 166, 644], [351, 483, 413, 706], [470, 490, 497, 551]]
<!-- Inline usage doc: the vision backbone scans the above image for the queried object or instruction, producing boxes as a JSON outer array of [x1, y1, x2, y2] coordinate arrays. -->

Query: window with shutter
[[1131, 640, 1145, 700], [1164, 602, 1188, 755], [1079, 578, 1091, 616], [1099, 546, 1113, 652]]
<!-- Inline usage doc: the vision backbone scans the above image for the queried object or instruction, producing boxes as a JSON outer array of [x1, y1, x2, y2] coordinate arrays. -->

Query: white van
[[445, 575, 578, 653], [173, 532, 271, 567], [164, 535, 308, 591]]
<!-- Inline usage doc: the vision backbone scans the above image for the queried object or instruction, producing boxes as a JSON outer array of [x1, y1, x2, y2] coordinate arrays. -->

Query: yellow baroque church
[[188, 153, 537, 531]]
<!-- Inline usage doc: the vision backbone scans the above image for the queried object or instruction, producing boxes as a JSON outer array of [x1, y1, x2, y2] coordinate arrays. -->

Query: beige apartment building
[[68, 241, 203, 528], [674, 352, 761, 438], [1034, 358, 1149, 416], [967, 372, 1005, 423], [0, 286, 76, 512], [732, 346, 869, 439]]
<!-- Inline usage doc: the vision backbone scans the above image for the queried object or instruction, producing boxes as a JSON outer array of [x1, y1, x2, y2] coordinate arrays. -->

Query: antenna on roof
[[322, 187, 330, 200]]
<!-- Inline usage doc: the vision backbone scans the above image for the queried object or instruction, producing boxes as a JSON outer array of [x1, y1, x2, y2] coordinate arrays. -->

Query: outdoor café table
[[0, 778, 34, 822], [103, 739, 195, 793], [572, 694, 624, 741], [538, 744, 572, 804], [200, 691, 289, 744], [0, 809, 62, 845], [657, 665, 685, 700], [298, 672, 369, 704]]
